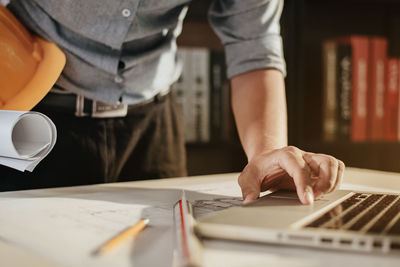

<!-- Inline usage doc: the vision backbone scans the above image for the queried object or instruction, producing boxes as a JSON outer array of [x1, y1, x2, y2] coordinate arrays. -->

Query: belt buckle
[[91, 100, 128, 118], [75, 95, 89, 117], [74, 95, 128, 118]]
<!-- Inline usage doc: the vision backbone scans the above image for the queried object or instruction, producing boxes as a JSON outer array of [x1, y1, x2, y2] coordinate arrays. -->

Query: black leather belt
[[35, 91, 170, 118]]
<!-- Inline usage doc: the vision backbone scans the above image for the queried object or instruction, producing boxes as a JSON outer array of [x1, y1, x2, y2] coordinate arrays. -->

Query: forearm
[[231, 69, 287, 161]]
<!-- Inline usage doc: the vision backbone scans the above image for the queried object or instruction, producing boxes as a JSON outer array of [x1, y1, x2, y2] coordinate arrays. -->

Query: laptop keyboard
[[305, 193, 400, 235]]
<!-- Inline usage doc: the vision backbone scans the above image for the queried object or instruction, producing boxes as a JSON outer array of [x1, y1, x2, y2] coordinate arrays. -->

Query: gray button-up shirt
[[8, 0, 286, 105]]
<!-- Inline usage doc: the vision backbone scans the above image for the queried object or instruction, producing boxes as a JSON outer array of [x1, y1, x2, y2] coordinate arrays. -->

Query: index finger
[[277, 147, 314, 205]]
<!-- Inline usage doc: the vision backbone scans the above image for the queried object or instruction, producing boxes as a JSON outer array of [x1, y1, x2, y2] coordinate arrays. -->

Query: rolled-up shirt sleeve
[[208, 0, 286, 79]]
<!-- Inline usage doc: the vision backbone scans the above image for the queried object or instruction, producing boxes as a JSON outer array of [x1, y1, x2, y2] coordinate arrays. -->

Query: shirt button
[[114, 76, 124, 84], [118, 61, 126, 70], [122, 8, 131, 17]]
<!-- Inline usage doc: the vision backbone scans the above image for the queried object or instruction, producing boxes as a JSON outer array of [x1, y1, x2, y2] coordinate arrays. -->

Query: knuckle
[[285, 146, 299, 154], [281, 146, 303, 162], [326, 156, 338, 167]]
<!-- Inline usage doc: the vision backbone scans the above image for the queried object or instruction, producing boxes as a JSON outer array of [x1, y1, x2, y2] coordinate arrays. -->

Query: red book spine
[[384, 58, 400, 141], [367, 37, 388, 141], [350, 37, 369, 142]]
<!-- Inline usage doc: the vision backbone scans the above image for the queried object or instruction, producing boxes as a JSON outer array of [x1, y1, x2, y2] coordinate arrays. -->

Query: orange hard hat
[[0, 5, 65, 111]]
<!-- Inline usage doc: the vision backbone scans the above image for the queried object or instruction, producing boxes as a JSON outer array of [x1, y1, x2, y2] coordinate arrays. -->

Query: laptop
[[194, 189, 400, 254]]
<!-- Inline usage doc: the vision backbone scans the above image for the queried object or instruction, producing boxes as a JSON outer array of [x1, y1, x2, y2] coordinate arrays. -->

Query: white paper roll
[[0, 110, 57, 172]]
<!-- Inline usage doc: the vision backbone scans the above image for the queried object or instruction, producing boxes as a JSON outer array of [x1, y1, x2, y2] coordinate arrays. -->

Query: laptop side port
[[286, 234, 313, 242]]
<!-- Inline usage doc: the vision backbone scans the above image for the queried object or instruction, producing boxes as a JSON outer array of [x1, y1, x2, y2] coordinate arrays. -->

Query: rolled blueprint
[[0, 110, 56, 171]]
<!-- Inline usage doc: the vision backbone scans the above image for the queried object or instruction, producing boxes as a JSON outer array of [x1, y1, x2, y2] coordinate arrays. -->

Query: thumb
[[238, 165, 261, 204], [243, 191, 260, 204]]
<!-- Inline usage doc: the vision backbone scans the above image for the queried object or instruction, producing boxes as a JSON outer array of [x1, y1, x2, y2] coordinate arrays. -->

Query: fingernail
[[304, 186, 314, 205], [243, 195, 253, 204]]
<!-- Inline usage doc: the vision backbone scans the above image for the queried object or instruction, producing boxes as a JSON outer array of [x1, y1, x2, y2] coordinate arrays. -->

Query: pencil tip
[[91, 249, 102, 257]]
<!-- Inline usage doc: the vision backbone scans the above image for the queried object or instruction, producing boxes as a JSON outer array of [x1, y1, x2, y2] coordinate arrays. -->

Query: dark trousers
[[0, 93, 187, 191]]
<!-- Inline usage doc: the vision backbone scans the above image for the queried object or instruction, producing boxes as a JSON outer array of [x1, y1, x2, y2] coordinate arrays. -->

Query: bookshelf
[[283, 0, 400, 172], [178, 0, 246, 175], [181, 0, 400, 175]]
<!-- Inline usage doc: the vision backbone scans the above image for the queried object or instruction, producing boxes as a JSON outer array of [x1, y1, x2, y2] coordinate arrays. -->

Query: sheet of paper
[[0, 189, 172, 267], [0, 110, 56, 171], [0, 182, 240, 267]]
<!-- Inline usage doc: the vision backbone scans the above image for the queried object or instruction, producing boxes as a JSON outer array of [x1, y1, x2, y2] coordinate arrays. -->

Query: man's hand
[[238, 146, 345, 205], [231, 69, 344, 205]]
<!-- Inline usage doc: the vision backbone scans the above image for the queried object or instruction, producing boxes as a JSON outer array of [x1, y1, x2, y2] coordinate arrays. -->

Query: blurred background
[[178, 0, 400, 175], [2, 0, 400, 175]]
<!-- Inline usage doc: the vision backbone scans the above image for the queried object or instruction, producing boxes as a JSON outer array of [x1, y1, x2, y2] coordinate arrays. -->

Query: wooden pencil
[[94, 218, 149, 255]]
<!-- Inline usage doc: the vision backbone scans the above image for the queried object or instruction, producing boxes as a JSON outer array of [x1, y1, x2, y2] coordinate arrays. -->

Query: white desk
[[0, 167, 400, 267]]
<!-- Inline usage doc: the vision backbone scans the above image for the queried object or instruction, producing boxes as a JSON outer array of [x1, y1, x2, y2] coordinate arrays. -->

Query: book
[[174, 47, 232, 143], [208, 51, 234, 142], [322, 36, 369, 142], [336, 43, 352, 141], [384, 58, 399, 141], [220, 80, 235, 142], [0, 110, 57, 171], [209, 51, 225, 142], [191, 48, 210, 143], [367, 37, 388, 141], [388, 17, 400, 143], [322, 40, 338, 142], [173, 47, 211, 143], [172, 49, 193, 141], [348, 37, 369, 142]]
